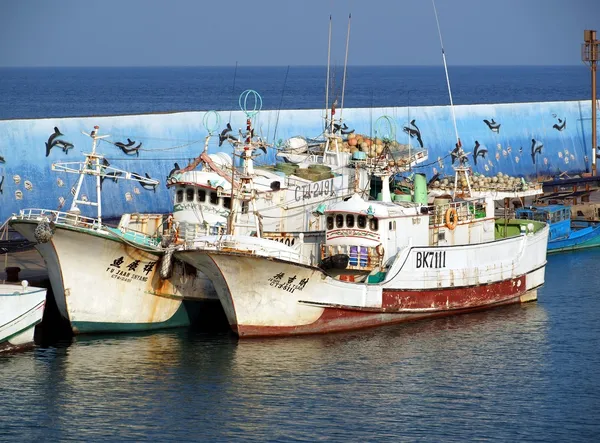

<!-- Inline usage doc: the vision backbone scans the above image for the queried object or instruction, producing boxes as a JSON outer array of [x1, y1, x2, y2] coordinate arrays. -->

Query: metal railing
[[14, 208, 101, 229], [425, 198, 487, 227], [13, 208, 161, 247]]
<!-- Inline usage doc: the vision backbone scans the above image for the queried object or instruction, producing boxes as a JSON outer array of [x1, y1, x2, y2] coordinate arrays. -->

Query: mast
[[53, 125, 159, 227], [339, 13, 351, 123], [431, 0, 460, 147], [431, 0, 470, 196], [325, 15, 332, 132], [583, 30, 599, 175]]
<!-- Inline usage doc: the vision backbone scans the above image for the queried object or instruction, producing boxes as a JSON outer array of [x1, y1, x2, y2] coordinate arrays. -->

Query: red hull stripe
[[381, 275, 526, 311]]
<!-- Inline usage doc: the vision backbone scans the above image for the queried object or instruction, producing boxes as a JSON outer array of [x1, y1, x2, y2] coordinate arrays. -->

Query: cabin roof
[[325, 193, 419, 217], [517, 205, 570, 214]]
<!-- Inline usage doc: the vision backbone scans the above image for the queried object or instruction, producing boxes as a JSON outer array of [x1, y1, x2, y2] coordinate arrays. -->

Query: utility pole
[[583, 30, 599, 175]]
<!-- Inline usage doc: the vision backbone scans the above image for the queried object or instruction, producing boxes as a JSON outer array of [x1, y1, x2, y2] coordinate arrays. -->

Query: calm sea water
[[1, 250, 600, 441], [1, 67, 599, 441], [0, 65, 592, 120]]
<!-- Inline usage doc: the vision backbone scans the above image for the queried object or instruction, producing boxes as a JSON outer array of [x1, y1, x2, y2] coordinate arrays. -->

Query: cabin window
[[327, 216, 334, 230], [198, 189, 206, 202], [577, 210, 584, 217], [176, 190, 184, 203], [241, 201, 249, 214], [186, 188, 194, 202], [223, 197, 232, 209], [357, 215, 367, 229], [389, 221, 393, 230], [533, 213, 546, 222], [551, 212, 559, 223], [566, 209, 571, 218], [346, 214, 355, 228], [336, 214, 344, 228], [393, 221, 396, 230], [370, 218, 379, 231], [210, 192, 219, 205]]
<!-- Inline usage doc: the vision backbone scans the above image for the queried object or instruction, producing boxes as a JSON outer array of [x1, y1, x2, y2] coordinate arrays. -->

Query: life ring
[[445, 207, 458, 230], [375, 244, 385, 257]]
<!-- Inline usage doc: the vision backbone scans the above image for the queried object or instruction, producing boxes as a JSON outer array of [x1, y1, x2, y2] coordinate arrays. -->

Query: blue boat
[[516, 205, 600, 253]]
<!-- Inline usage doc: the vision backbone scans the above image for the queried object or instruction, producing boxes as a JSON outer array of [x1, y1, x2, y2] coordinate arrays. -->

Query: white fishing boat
[[174, 160, 549, 336], [1, 281, 46, 352], [9, 126, 214, 334]]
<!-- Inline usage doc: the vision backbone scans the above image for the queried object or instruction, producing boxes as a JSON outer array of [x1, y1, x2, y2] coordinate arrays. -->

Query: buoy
[[340, 274, 355, 282]]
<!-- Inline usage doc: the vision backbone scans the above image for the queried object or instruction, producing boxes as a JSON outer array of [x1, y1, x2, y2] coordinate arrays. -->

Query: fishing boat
[[516, 205, 600, 253], [1, 280, 46, 352], [174, 145, 549, 337], [9, 126, 214, 334]]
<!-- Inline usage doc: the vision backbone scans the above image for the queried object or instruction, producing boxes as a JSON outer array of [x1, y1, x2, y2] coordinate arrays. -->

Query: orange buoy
[[340, 274, 355, 282]]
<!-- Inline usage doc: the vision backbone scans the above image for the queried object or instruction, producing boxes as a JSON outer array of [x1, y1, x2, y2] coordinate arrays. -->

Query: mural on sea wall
[[0, 99, 597, 221]]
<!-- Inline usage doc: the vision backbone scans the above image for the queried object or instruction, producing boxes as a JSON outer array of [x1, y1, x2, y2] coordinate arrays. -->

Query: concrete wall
[[0, 100, 597, 221]]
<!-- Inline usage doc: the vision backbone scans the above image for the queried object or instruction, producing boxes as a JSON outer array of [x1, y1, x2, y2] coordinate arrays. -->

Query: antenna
[[228, 61, 238, 124], [273, 65, 290, 145], [431, 0, 459, 146], [340, 13, 352, 123], [325, 15, 332, 131]]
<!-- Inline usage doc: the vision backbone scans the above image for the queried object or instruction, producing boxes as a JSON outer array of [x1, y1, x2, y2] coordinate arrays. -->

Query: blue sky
[[0, 0, 598, 67]]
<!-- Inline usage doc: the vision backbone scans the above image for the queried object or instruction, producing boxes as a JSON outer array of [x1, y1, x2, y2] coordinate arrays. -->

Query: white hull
[[0, 284, 46, 351], [176, 226, 548, 336], [12, 221, 217, 334]]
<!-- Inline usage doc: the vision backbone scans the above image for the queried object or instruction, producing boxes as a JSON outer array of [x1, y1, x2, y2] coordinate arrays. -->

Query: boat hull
[[0, 285, 46, 352], [176, 227, 548, 337], [11, 221, 216, 334], [548, 223, 600, 253]]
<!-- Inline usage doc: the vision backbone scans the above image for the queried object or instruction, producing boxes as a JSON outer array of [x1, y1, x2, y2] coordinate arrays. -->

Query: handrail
[[12, 208, 161, 247]]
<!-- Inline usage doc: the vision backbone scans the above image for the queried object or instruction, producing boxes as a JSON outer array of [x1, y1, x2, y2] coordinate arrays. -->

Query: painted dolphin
[[402, 119, 424, 148], [0, 174, 4, 194], [553, 118, 566, 131], [167, 162, 181, 181], [132, 172, 158, 192], [483, 119, 501, 133], [531, 139, 543, 164], [45, 126, 64, 157], [219, 123, 233, 146], [473, 141, 488, 165], [115, 140, 141, 156], [0, 155, 5, 164]]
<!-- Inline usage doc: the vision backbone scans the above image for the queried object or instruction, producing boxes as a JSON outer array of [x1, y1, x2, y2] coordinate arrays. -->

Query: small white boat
[[0, 280, 46, 352]]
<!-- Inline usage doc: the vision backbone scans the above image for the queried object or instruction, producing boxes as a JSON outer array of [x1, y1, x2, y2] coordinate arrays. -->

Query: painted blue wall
[[0, 100, 597, 221]]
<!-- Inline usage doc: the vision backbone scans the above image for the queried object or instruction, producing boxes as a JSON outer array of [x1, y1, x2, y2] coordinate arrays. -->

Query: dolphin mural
[[483, 119, 501, 133], [45, 127, 75, 157], [531, 139, 544, 164], [402, 119, 424, 148], [115, 139, 142, 156], [473, 141, 488, 165]]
